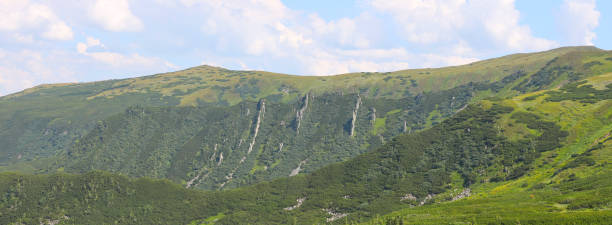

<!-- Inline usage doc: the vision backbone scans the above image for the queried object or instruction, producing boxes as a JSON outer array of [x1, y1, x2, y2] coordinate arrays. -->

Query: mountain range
[[0, 46, 610, 224]]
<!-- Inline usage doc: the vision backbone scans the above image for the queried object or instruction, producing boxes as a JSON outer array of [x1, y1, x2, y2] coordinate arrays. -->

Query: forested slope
[[3, 74, 610, 224], [1, 46, 607, 173], [3, 47, 611, 192], [0, 47, 611, 224], [366, 73, 612, 225], [59, 86, 476, 189]]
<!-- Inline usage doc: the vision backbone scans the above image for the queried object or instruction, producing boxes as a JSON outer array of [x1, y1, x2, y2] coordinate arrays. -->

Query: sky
[[0, 0, 609, 96]]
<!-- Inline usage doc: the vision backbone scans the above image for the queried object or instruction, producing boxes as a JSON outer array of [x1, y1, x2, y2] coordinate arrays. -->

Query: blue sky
[[0, 0, 609, 96]]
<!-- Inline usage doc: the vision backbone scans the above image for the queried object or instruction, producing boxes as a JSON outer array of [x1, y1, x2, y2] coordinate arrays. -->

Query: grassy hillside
[[1, 46, 608, 168], [1, 72, 610, 224], [2, 47, 611, 191], [365, 73, 612, 224]]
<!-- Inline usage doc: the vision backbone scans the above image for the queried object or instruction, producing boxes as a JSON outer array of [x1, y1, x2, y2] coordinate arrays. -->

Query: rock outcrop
[[323, 208, 348, 222], [217, 152, 223, 166], [350, 95, 361, 137], [295, 94, 309, 134], [400, 193, 417, 201], [248, 99, 265, 154], [452, 188, 471, 201], [290, 160, 307, 176], [283, 197, 306, 211]]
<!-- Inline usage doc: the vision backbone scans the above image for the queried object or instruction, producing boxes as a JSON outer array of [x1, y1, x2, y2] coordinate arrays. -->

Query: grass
[[362, 74, 612, 225], [585, 72, 612, 89], [188, 213, 226, 225], [371, 117, 386, 135]]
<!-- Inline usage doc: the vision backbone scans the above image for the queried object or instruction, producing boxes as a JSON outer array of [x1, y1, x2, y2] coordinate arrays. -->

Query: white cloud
[[559, 0, 600, 45], [12, 33, 35, 44], [369, 0, 466, 44], [299, 48, 478, 75], [200, 60, 221, 67], [0, 0, 73, 40], [86, 52, 164, 68], [275, 22, 313, 49], [0, 49, 77, 96], [308, 14, 371, 48], [176, 0, 413, 75], [77, 36, 102, 54], [0, 66, 35, 95], [42, 21, 73, 40], [0, 36, 178, 96], [76, 43, 88, 54], [171, 0, 550, 76], [300, 57, 410, 75], [478, 0, 556, 50], [193, 0, 295, 55], [0, 34, 178, 96], [90, 0, 143, 32], [76, 36, 175, 68], [335, 48, 409, 58], [420, 54, 479, 68], [2, 0, 577, 95], [369, 0, 557, 51], [86, 36, 102, 47]]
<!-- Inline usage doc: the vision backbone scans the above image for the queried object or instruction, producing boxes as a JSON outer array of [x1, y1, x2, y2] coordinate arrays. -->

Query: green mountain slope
[[2, 47, 611, 192], [366, 73, 612, 224], [58, 87, 478, 190], [0, 46, 603, 164], [1, 72, 610, 224]]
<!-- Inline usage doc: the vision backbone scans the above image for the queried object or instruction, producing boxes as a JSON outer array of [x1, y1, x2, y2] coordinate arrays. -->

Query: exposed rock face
[[452, 188, 471, 201], [185, 174, 200, 188], [186, 170, 209, 188], [290, 160, 307, 176], [219, 172, 235, 188], [457, 104, 468, 112], [217, 152, 223, 166], [400, 193, 417, 201], [419, 194, 435, 205], [209, 144, 218, 162], [209, 152, 216, 162], [248, 99, 265, 154], [41, 215, 69, 225], [295, 94, 309, 134], [350, 95, 361, 137], [323, 208, 348, 222], [370, 107, 376, 125], [283, 197, 306, 211]]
